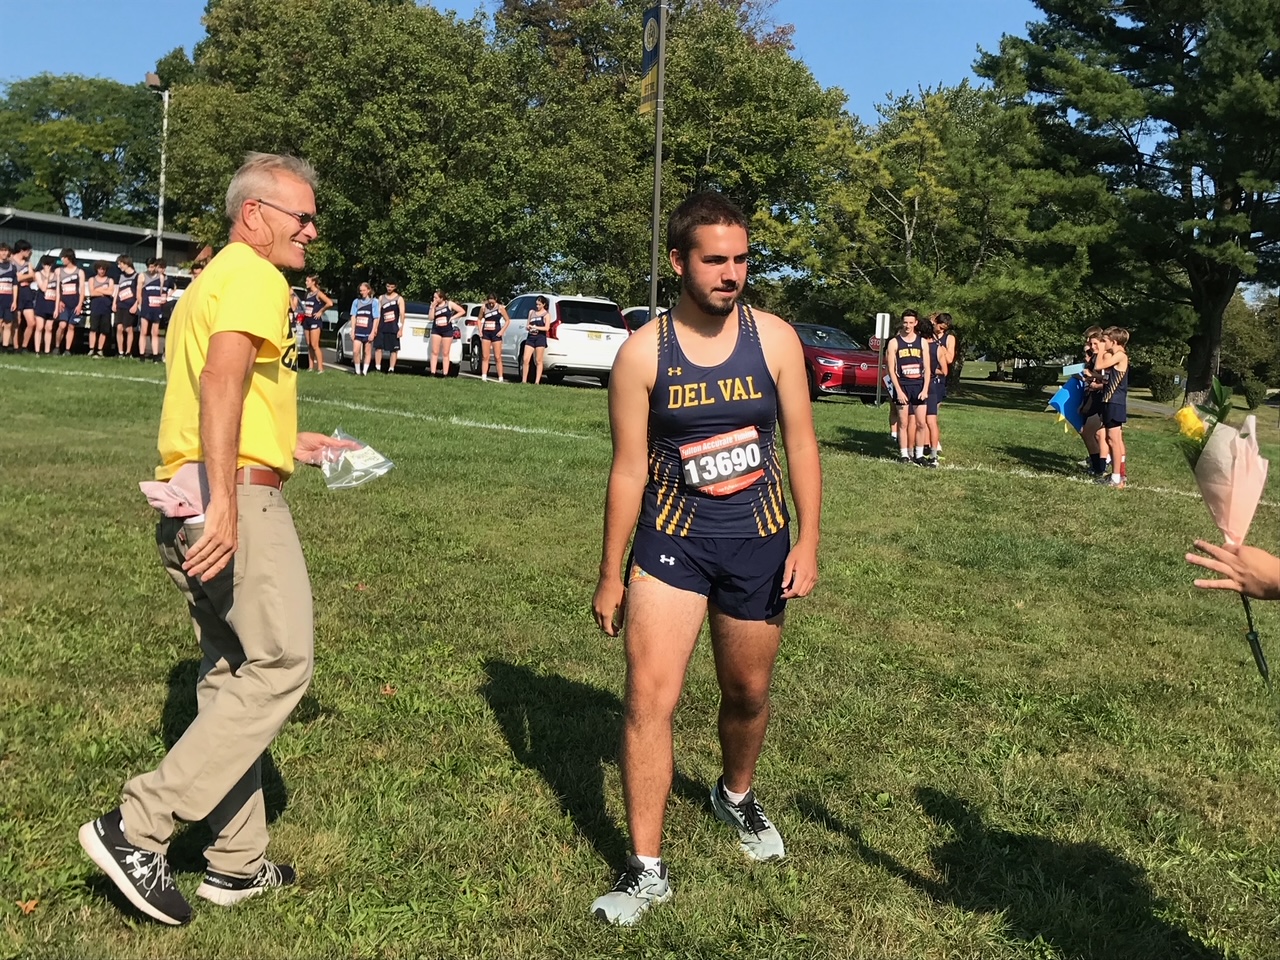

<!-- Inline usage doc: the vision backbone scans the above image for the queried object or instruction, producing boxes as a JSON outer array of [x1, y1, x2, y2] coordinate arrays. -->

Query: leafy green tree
[[979, 0, 1280, 403], [0, 75, 161, 224]]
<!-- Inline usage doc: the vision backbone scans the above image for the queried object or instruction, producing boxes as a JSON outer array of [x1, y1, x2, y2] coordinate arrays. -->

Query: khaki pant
[[121, 485, 313, 877]]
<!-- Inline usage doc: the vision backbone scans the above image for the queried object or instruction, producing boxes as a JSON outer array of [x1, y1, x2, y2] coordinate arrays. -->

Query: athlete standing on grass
[[428, 289, 464, 377], [54, 249, 86, 356], [477, 294, 509, 382], [886, 309, 931, 464], [114, 256, 141, 360], [14, 241, 37, 354], [0, 244, 17, 352], [590, 191, 821, 926], [298, 274, 333, 373], [375, 281, 405, 374]]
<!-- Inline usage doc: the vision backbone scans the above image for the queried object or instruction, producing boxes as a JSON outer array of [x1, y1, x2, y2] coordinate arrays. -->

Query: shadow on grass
[[949, 381, 1053, 412], [159, 659, 330, 873], [821, 426, 896, 460], [480, 659, 708, 865], [797, 787, 1223, 960], [1000, 444, 1082, 475]]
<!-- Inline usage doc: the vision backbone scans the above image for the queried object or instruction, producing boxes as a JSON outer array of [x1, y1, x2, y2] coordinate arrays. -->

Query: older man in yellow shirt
[[79, 153, 355, 926]]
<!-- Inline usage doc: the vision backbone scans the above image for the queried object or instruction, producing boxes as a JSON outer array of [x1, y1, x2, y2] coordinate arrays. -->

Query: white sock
[[1111, 473, 1122, 484], [899, 447, 909, 458], [915, 446, 924, 458], [934, 443, 942, 454], [635, 854, 662, 872], [722, 784, 749, 805]]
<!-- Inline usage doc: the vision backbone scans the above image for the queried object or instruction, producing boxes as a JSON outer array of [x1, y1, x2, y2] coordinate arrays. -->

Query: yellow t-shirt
[[155, 242, 299, 480]]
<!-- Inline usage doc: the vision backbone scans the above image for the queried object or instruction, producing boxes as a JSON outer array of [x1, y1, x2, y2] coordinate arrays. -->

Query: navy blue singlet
[[894, 333, 926, 382], [432, 303, 454, 334], [638, 304, 788, 539], [141, 275, 169, 319], [0, 261, 16, 303], [380, 296, 400, 327]]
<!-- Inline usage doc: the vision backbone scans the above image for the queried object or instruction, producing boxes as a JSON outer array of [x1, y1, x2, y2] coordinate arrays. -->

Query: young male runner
[[54, 249, 86, 355], [14, 241, 37, 353], [375, 281, 405, 373], [590, 191, 821, 926], [114, 256, 141, 359], [886, 310, 931, 463]]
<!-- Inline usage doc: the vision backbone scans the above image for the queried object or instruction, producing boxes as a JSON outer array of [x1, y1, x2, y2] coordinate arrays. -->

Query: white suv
[[478, 293, 627, 385]]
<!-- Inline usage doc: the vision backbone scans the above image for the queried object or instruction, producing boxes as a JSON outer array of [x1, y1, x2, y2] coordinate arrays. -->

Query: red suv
[[794, 323, 882, 401]]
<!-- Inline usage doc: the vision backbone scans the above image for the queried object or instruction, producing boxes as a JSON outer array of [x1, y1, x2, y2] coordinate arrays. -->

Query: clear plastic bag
[[321, 428, 394, 489]]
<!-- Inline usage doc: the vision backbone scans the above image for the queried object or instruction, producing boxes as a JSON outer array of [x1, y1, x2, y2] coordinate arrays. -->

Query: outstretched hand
[[1186, 540, 1280, 601]]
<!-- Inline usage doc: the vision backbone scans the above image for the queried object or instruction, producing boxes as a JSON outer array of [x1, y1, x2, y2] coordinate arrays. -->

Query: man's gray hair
[[225, 152, 317, 223]]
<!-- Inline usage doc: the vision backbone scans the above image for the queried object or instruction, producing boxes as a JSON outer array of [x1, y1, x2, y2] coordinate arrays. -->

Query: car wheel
[[469, 338, 482, 374], [859, 394, 878, 405], [807, 366, 818, 401], [334, 338, 346, 365], [545, 370, 564, 385], [597, 372, 610, 389], [514, 341, 529, 382]]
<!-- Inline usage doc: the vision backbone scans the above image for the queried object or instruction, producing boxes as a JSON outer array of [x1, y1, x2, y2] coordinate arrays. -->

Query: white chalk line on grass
[[5, 362, 1276, 506], [0, 362, 594, 441]]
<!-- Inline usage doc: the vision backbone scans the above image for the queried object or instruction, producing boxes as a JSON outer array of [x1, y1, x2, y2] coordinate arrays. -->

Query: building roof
[[0, 206, 193, 244]]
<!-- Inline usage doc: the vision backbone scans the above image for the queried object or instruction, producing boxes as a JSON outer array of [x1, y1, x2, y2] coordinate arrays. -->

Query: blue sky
[[1, 0, 1039, 124]]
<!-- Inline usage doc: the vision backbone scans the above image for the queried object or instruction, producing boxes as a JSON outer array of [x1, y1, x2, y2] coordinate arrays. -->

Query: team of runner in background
[[0, 240, 187, 362], [886, 309, 956, 468]]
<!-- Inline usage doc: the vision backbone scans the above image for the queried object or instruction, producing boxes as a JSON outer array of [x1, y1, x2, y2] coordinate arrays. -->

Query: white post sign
[[874, 312, 891, 405]]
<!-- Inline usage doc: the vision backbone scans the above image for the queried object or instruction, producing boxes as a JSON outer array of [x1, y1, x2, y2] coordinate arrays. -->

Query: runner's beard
[[686, 281, 738, 318]]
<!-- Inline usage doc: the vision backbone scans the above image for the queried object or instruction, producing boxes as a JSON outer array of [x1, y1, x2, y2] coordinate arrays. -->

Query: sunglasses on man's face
[[255, 198, 318, 228]]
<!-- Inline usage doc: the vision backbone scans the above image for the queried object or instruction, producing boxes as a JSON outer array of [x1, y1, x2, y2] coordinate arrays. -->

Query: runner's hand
[[593, 575, 626, 636], [918, 387, 928, 401], [182, 497, 237, 582], [781, 543, 818, 599], [1186, 540, 1280, 601], [294, 431, 361, 467]]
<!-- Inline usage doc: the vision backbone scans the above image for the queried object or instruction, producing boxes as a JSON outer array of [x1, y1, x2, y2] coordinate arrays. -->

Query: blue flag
[[1047, 377, 1086, 433]]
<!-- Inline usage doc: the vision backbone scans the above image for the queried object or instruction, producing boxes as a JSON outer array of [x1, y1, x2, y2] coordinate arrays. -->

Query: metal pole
[[156, 88, 169, 260], [647, 5, 668, 320]]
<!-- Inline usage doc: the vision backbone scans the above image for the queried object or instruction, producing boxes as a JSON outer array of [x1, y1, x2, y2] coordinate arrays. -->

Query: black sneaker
[[922, 457, 938, 469], [899, 456, 912, 465], [78, 808, 192, 925], [196, 860, 296, 906]]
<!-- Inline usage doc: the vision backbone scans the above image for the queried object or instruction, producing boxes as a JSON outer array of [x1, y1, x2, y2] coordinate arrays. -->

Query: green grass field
[[2, 355, 1279, 959]]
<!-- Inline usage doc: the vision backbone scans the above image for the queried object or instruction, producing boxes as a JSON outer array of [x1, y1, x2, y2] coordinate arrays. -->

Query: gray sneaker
[[590, 855, 672, 925], [710, 778, 786, 861]]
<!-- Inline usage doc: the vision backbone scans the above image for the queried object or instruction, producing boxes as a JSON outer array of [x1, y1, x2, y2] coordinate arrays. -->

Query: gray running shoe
[[710, 778, 786, 861], [590, 856, 671, 926]]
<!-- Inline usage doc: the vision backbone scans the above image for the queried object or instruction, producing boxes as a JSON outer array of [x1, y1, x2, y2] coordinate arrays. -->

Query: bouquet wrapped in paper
[[1176, 380, 1271, 685]]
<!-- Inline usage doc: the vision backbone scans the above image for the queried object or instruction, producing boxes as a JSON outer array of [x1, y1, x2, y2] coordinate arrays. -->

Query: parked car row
[[300, 290, 884, 401]]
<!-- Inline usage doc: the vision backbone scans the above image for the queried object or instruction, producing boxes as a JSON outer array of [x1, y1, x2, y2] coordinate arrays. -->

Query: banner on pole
[[639, 6, 662, 115]]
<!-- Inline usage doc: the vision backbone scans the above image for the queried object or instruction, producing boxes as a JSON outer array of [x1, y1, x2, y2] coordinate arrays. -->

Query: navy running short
[[1103, 403, 1127, 429], [926, 377, 947, 415], [431, 324, 454, 338], [482, 330, 502, 342], [899, 379, 927, 406], [377, 329, 400, 352], [35, 302, 55, 321], [0, 301, 13, 323], [526, 334, 547, 349], [57, 307, 81, 325], [628, 525, 790, 622], [115, 308, 137, 330], [18, 287, 37, 312], [302, 317, 323, 331]]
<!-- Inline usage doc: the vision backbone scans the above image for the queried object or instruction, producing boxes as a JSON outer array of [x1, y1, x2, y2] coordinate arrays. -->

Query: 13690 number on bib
[[679, 427, 764, 496]]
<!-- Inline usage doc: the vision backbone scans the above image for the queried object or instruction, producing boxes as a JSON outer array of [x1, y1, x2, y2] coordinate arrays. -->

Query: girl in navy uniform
[[428, 289, 464, 377], [0, 244, 17, 352], [33, 256, 58, 355], [86, 262, 115, 358], [1079, 327, 1110, 476], [54, 249, 86, 356], [113, 256, 141, 360], [349, 282, 380, 376], [522, 295, 550, 384], [297, 274, 333, 373], [376, 281, 405, 374], [886, 310, 931, 463], [477, 294, 509, 382]]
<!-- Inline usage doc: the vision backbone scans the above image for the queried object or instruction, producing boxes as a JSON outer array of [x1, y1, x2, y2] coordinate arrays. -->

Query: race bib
[[355, 315, 370, 329], [148, 294, 165, 308], [679, 427, 764, 496], [118, 286, 133, 300], [43, 287, 56, 300], [0, 280, 11, 294], [483, 319, 497, 331], [900, 361, 923, 379]]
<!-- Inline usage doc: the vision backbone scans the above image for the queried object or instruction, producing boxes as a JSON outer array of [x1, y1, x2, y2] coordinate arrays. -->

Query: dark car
[[794, 323, 882, 401]]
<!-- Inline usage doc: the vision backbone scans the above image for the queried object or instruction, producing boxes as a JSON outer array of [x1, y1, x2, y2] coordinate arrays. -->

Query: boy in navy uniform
[[375, 281, 404, 374], [139, 259, 174, 362], [1092, 326, 1130, 488], [590, 191, 821, 926], [886, 310, 931, 463]]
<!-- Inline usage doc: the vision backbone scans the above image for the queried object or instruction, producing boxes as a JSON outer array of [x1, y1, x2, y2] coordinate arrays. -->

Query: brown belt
[[235, 466, 284, 489]]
